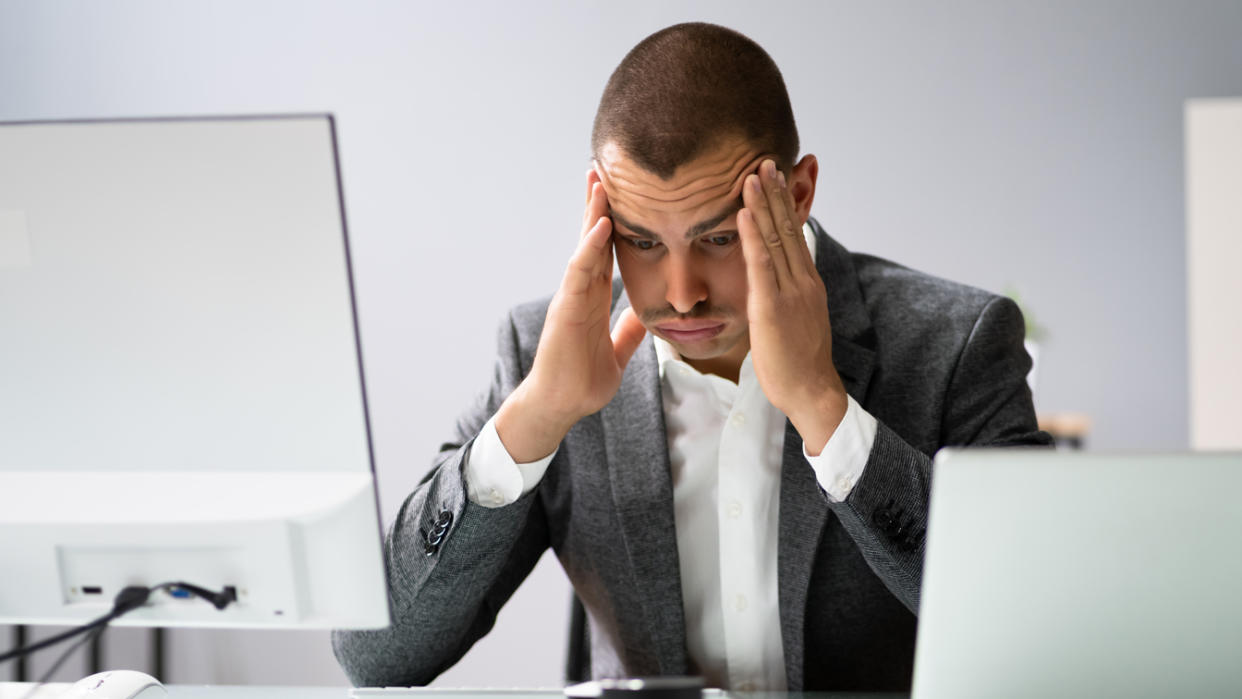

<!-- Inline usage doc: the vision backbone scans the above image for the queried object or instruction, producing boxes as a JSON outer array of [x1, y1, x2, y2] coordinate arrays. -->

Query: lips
[[655, 320, 725, 344]]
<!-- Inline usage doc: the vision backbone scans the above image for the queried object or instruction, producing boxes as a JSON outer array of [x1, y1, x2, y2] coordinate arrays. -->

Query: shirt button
[[726, 500, 743, 519], [836, 475, 853, 493], [735, 594, 748, 612], [730, 412, 746, 427]]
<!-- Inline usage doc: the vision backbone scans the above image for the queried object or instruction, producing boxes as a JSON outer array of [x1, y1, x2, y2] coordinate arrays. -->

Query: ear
[[788, 154, 818, 226]]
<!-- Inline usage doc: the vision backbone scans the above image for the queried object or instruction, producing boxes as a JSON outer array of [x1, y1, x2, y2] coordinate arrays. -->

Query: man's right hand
[[493, 169, 648, 464]]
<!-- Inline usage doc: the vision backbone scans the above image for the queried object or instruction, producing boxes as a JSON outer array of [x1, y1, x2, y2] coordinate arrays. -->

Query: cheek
[[705, 253, 750, 313], [615, 254, 658, 305]]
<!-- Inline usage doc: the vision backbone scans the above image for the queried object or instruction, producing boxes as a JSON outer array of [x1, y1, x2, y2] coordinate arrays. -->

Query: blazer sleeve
[[331, 308, 550, 687], [826, 295, 1052, 613]]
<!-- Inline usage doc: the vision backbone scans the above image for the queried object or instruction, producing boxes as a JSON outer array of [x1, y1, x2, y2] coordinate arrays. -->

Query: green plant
[[1004, 286, 1048, 343]]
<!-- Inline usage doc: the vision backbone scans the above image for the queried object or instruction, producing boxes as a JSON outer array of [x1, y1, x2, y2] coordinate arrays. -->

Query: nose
[[664, 253, 708, 314]]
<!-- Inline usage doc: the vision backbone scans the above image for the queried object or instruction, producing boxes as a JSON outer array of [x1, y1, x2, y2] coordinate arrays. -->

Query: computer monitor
[[913, 449, 1242, 698], [0, 115, 389, 630]]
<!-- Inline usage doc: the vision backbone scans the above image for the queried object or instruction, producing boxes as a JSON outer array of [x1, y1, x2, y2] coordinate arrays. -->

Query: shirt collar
[[653, 221, 818, 379]]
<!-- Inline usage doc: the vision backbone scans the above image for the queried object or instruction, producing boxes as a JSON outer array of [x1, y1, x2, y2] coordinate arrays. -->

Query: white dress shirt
[[463, 223, 878, 689]]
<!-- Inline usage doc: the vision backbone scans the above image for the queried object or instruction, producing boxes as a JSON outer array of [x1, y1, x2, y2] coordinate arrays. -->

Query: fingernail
[[778, 170, 787, 188], [750, 174, 762, 192]]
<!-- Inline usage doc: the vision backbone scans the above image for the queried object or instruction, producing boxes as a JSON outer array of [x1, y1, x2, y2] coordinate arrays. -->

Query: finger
[[602, 218, 615, 284], [611, 306, 647, 369], [760, 159, 805, 279], [564, 215, 613, 295], [742, 171, 792, 288], [737, 207, 779, 304], [774, 166, 817, 277], [581, 180, 608, 240], [581, 169, 595, 231]]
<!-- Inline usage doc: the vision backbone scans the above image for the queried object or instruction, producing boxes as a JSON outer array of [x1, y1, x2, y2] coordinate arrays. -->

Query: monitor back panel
[[0, 116, 371, 474]]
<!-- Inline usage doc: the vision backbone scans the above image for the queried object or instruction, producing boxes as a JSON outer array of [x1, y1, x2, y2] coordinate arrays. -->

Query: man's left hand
[[737, 158, 848, 456]]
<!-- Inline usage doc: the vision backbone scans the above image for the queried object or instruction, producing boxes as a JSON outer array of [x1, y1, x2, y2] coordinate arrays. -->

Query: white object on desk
[[62, 670, 166, 699], [1, 686, 347, 699]]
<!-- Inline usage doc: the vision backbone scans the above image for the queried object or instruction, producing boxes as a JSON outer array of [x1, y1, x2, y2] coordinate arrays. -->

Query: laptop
[[913, 449, 1242, 698]]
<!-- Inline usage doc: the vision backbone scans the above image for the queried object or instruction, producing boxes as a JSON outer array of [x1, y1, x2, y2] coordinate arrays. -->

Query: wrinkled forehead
[[595, 139, 766, 229]]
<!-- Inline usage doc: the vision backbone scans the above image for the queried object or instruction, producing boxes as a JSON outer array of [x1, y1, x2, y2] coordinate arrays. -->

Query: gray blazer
[[332, 219, 1050, 691]]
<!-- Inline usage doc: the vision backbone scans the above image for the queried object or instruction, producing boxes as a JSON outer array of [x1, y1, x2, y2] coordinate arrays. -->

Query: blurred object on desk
[[1038, 412, 1092, 450]]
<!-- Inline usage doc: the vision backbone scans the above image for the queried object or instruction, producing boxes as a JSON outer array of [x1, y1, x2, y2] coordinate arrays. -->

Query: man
[[333, 22, 1048, 691]]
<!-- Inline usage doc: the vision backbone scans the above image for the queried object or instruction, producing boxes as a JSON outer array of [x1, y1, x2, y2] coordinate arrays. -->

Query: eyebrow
[[610, 199, 743, 241]]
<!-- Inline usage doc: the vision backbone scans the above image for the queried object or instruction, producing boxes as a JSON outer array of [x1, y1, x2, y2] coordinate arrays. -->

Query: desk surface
[[0, 685, 906, 699]]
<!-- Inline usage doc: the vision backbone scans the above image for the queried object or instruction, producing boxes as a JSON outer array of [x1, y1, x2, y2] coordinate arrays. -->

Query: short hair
[[591, 22, 799, 179]]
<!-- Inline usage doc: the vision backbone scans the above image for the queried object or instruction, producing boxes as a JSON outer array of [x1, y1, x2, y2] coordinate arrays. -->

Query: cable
[[19, 623, 107, 699], [0, 585, 147, 664], [0, 581, 237, 666], [0, 609, 117, 665]]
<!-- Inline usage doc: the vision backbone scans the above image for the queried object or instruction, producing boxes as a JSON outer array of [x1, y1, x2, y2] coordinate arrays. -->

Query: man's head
[[591, 22, 799, 178], [591, 23, 818, 378]]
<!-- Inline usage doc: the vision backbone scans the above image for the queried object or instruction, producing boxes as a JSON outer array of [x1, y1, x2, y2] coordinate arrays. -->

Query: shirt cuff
[[463, 415, 558, 508], [804, 394, 878, 503]]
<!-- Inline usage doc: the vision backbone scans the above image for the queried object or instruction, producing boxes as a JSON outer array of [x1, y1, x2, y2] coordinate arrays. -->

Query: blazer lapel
[[778, 220, 877, 690], [600, 295, 689, 676], [778, 421, 828, 691], [811, 217, 876, 403]]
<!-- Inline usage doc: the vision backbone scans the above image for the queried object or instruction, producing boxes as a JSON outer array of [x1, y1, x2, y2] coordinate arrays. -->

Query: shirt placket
[[717, 371, 765, 691]]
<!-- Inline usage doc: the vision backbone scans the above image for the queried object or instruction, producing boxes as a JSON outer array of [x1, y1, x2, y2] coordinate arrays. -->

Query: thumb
[[611, 306, 647, 369]]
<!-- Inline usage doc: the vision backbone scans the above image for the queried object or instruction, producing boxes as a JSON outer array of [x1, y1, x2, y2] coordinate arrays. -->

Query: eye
[[624, 237, 659, 251], [702, 232, 737, 247]]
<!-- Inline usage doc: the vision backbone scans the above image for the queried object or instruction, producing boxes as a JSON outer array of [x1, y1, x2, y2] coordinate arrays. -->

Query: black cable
[[14, 626, 28, 681], [19, 623, 107, 699], [152, 627, 165, 681], [0, 609, 118, 665], [0, 581, 236, 666], [0, 586, 144, 664], [88, 624, 104, 674]]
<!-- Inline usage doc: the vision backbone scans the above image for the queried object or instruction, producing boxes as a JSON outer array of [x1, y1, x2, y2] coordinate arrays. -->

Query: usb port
[[82, 586, 103, 595]]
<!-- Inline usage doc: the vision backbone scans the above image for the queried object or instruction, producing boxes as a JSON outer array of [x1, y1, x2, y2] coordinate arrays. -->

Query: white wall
[[3, 0, 1241, 688]]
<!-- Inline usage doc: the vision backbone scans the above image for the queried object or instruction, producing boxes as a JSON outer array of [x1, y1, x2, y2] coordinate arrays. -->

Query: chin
[[669, 333, 741, 361]]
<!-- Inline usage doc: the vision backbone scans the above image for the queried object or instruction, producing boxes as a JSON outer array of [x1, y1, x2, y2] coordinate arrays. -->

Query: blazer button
[[871, 508, 894, 530], [423, 542, 437, 556], [437, 510, 453, 527], [871, 498, 901, 533]]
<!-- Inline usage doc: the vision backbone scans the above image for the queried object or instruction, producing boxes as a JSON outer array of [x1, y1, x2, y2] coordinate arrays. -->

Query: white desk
[[0, 684, 348, 698], [0, 685, 904, 699], [0, 687, 605, 699]]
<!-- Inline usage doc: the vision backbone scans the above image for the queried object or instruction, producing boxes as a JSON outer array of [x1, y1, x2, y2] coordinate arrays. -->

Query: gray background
[[2, 0, 1240, 689]]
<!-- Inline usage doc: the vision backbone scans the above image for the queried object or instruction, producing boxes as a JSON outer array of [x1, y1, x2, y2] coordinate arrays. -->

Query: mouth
[[654, 320, 726, 344]]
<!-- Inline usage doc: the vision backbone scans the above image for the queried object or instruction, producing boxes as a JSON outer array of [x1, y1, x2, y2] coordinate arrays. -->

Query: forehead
[[595, 137, 765, 232]]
